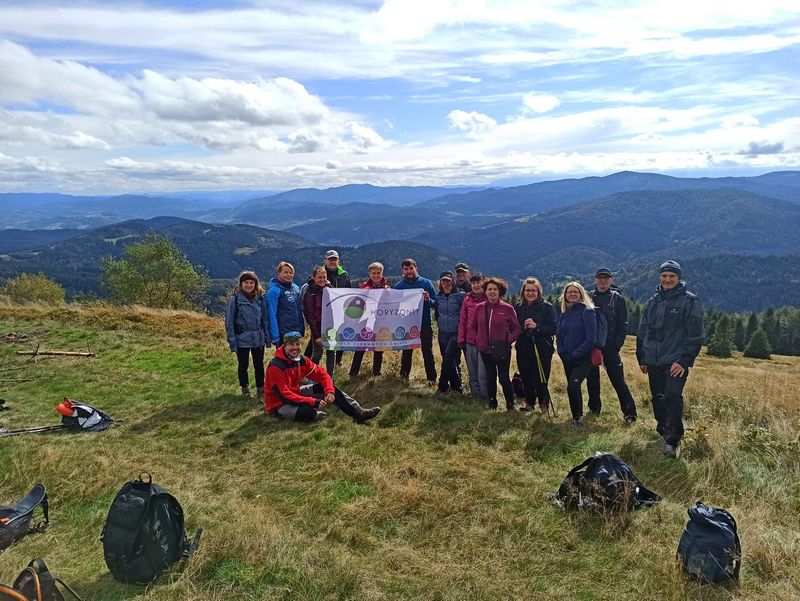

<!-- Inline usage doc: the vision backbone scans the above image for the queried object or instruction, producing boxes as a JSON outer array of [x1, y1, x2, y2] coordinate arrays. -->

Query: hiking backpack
[[0, 484, 49, 552], [101, 473, 201, 584], [592, 291, 620, 350], [55, 399, 113, 431], [677, 502, 741, 585], [554, 453, 660, 511], [0, 559, 83, 601]]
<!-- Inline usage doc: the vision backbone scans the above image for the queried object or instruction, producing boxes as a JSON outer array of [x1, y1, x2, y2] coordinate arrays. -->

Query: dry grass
[[0, 303, 798, 600]]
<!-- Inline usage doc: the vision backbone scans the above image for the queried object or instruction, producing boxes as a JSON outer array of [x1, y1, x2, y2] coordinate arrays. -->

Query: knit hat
[[238, 271, 258, 286], [659, 260, 682, 278]]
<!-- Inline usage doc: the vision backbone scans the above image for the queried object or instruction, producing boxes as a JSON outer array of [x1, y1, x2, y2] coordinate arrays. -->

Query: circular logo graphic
[[360, 327, 374, 340], [344, 296, 366, 319], [377, 327, 392, 341], [409, 326, 420, 339], [341, 327, 356, 341], [393, 327, 406, 340]]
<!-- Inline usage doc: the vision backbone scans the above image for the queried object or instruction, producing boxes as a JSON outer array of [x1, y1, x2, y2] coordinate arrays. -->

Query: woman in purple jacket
[[469, 277, 521, 411], [556, 281, 597, 427]]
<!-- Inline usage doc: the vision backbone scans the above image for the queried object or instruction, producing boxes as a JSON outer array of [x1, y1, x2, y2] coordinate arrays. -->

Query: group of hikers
[[225, 251, 704, 458]]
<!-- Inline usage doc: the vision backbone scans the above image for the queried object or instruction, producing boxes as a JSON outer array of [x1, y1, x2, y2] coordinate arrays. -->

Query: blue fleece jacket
[[556, 303, 597, 359], [394, 275, 437, 326], [266, 277, 305, 343]]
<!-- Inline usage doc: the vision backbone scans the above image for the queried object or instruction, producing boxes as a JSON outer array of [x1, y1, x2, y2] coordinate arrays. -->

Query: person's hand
[[320, 392, 335, 408], [639, 365, 648, 374], [315, 337, 322, 345], [669, 362, 686, 378], [422, 291, 430, 301]]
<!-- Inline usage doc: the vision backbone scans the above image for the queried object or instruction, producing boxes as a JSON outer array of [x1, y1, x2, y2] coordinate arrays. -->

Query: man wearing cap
[[324, 249, 352, 368], [586, 268, 638, 423], [435, 270, 466, 393], [454, 263, 471, 293], [636, 260, 705, 458], [394, 258, 438, 384], [264, 332, 381, 424]]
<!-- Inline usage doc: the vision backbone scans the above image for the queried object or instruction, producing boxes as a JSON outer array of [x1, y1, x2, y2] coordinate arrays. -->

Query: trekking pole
[[0, 424, 67, 437], [534, 344, 556, 417]]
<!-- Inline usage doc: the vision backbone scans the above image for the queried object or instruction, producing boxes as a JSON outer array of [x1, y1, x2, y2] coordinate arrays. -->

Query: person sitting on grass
[[264, 332, 381, 424]]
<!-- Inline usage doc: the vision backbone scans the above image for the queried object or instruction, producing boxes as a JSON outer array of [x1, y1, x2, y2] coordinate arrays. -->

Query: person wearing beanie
[[225, 271, 270, 397], [264, 331, 381, 424], [435, 270, 466, 394], [636, 260, 705, 458], [585, 268, 638, 423]]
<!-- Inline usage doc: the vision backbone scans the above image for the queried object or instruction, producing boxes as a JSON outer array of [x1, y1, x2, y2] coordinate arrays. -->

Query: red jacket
[[360, 277, 389, 289], [468, 299, 521, 354], [264, 346, 335, 413], [458, 291, 486, 345]]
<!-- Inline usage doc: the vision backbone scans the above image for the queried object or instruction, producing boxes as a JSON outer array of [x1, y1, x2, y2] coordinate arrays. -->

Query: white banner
[[321, 288, 424, 351]]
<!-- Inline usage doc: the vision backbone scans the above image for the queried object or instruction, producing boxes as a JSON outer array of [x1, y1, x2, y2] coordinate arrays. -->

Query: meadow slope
[[0, 303, 798, 601]]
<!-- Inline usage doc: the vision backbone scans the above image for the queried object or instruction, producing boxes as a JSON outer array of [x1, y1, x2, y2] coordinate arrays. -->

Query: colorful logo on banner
[[321, 288, 424, 351]]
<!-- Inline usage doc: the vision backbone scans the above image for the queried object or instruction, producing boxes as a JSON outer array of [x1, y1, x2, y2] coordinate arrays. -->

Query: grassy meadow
[[0, 302, 798, 600]]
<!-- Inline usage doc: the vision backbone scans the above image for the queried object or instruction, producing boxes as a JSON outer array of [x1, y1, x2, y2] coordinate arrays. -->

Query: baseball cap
[[439, 271, 454, 280], [324, 249, 339, 259], [595, 268, 613, 278], [454, 262, 469, 272]]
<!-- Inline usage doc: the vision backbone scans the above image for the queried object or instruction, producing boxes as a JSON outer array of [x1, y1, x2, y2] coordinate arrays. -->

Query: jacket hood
[[270, 276, 293, 289]]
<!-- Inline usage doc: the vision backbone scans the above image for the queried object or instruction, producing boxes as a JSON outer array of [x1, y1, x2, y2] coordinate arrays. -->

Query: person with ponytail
[[225, 271, 270, 397]]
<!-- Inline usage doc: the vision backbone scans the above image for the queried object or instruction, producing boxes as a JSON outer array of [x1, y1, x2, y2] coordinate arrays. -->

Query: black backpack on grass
[[101, 474, 201, 584], [0, 559, 83, 601], [555, 453, 660, 511], [0, 484, 49, 552], [677, 502, 741, 585]]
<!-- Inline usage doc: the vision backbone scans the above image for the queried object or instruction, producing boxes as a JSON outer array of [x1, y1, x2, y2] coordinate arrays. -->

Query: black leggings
[[236, 346, 265, 388], [479, 352, 514, 408], [560, 354, 592, 420]]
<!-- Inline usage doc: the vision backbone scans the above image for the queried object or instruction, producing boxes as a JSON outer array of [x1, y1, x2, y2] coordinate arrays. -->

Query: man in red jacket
[[264, 332, 381, 423]]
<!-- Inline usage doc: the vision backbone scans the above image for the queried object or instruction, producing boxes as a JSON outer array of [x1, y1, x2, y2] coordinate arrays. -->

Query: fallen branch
[[16, 350, 96, 357]]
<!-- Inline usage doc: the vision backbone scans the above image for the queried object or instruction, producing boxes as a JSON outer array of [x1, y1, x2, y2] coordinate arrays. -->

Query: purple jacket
[[468, 299, 521, 354], [556, 303, 597, 359]]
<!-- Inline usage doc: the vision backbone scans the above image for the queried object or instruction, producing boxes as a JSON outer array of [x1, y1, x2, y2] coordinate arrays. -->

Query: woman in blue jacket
[[435, 271, 465, 393], [266, 262, 305, 347], [556, 281, 597, 427], [225, 271, 270, 397]]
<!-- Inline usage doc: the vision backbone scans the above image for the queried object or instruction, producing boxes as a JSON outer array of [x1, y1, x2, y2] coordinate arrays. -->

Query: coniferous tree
[[744, 328, 772, 359], [733, 318, 746, 351], [707, 314, 734, 358], [745, 312, 759, 344]]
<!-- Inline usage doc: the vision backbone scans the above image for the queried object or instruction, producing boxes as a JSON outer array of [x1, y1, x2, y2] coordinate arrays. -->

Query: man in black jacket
[[636, 261, 705, 458], [586, 268, 638, 422], [454, 262, 471, 293]]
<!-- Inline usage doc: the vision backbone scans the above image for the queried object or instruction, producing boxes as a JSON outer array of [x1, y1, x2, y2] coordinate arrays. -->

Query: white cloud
[[522, 93, 560, 114], [447, 109, 497, 139], [338, 122, 387, 154], [0, 151, 64, 173]]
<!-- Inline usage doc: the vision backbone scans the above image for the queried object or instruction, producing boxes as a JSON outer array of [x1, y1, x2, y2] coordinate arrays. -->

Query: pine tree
[[733, 318, 746, 351], [707, 314, 734, 358], [744, 328, 772, 359], [745, 313, 759, 343]]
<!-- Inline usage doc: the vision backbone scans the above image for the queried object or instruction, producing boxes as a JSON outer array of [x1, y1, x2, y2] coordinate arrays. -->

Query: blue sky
[[0, 0, 798, 193]]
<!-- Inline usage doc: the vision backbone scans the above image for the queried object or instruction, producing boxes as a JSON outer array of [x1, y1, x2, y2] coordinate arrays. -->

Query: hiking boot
[[487, 399, 498, 410], [571, 419, 583, 428], [316, 411, 328, 420], [354, 406, 381, 424], [519, 403, 535, 412], [663, 443, 677, 458], [623, 414, 637, 425], [241, 386, 251, 397]]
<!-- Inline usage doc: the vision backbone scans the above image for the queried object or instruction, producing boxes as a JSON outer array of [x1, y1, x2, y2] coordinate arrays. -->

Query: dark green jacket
[[636, 282, 704, 368]]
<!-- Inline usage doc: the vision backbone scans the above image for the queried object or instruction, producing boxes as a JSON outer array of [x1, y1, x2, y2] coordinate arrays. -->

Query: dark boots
[[354, 407, 381, 424]]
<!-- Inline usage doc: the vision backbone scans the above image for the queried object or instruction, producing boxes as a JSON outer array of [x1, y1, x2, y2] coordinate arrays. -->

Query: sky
[[0, 0, 798, 193]]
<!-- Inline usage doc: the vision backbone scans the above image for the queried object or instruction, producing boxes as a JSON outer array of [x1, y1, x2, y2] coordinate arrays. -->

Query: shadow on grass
[[617, 439, 694, 504], [77, 573, 151, 601], [221, 412, 314, 448], [128, 394, 256, 435], [523, 418, 614, 461]]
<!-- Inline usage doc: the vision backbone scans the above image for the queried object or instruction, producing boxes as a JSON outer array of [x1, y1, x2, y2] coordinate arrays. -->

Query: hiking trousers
[[648, 365, 689, 446], [310, 341, 336, 377], [516, 345, 552, 407], [479, 352, 514, 409], [438, 330, 462, 392], [276, 383, 364, 421], [561, 354, 593, 420], [350, 350, 383, 377], [236, 346, 265, 388], [465, 343, 488, 399], [586, 348, 637, 418], [400, 324, 437, 382]]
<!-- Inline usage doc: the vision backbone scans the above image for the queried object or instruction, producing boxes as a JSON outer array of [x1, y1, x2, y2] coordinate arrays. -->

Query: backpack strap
[[53, 577, 84, 601], [564, 456, 596, 479], [29, 491, 49, 535], [184, 528, 203, 558], [0, 584, 28, 601]]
